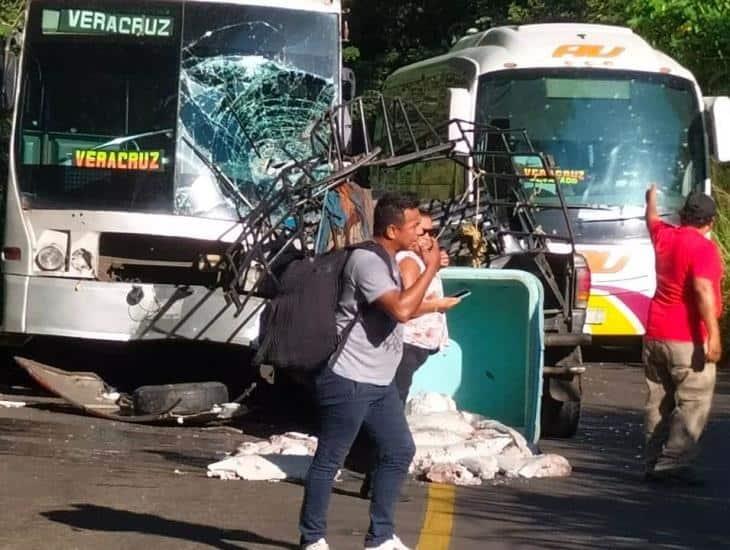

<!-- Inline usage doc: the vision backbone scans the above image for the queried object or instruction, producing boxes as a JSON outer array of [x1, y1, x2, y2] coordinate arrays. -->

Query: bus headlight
[[36, 245, 65, 271]]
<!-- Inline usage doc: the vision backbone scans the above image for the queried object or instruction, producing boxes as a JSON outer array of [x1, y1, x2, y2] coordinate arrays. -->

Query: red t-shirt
[[646, 219, 724, 343]]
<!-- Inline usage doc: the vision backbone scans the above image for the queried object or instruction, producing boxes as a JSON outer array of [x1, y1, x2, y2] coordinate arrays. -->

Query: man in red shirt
[[644, 185, 723, 482]]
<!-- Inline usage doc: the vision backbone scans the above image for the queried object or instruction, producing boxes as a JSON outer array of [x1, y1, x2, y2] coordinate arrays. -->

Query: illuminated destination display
[[41, 9, 174, 38], [73, 150, 164, 171], [522, 167, 586, 185]]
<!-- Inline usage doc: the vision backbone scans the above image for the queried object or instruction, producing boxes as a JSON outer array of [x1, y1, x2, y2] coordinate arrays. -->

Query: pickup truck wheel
[[133, 382, 229, 415], [541, 393, 581, 438]]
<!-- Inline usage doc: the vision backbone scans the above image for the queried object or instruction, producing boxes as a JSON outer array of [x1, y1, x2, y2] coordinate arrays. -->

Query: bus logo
[[552, 45, 625, 58], [581, 250, 630, 274]]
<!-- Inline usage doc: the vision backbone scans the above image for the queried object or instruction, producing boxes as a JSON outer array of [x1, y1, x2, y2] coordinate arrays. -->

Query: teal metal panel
[[410, 267, 544, 443]]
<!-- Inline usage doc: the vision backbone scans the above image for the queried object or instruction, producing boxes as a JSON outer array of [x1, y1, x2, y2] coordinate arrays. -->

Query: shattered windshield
[[175, 4, 339, 220]]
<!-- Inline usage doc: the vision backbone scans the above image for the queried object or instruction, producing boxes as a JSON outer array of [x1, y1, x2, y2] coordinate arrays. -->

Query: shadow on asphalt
[[451, 370, 730, 549], [42, 504, 299, 550]]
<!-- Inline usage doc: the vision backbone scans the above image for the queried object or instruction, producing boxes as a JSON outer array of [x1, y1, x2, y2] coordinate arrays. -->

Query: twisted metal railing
[[138, 94, 577, 338]]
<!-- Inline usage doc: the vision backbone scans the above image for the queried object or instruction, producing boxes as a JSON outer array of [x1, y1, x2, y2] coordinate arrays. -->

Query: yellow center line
[[416, 483, 456, 550]]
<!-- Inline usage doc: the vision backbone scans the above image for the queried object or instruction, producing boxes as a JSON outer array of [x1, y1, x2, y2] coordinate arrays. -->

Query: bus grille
[[97, 233, 228, 287]]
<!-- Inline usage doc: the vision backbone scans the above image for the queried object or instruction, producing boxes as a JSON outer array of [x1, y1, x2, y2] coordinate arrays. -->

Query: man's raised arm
[[645, 184, 661, 230]]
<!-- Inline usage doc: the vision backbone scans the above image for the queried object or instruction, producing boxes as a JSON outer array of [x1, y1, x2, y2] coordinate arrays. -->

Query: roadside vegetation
[[712, 164, 730, 362]]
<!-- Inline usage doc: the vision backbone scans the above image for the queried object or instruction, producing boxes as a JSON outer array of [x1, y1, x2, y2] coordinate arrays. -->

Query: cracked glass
[[175, 3, 339, 220], [16, 1, 339, 218]]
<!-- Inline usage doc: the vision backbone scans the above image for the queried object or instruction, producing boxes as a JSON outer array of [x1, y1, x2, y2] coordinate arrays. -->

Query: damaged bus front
[[0, 0, 341, 346]]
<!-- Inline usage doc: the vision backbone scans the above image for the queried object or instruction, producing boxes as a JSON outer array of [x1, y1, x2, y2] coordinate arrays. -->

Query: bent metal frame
[[141, 94, 577, 339]]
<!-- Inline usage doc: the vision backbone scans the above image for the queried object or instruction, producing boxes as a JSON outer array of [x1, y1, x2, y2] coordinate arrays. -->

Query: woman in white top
[[393, 210, 460, 402]]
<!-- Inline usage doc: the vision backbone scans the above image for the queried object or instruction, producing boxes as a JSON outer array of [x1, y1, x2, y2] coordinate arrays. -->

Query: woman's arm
[[399, 256, 459, 317]]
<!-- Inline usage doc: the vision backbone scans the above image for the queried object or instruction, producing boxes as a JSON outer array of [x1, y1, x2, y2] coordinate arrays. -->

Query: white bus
[[380, 23, 730, 344], [0, 0, 342, 347]]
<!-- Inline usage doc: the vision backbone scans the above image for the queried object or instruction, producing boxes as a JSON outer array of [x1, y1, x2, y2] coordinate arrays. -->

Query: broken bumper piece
[[14, 356, 250, 425]]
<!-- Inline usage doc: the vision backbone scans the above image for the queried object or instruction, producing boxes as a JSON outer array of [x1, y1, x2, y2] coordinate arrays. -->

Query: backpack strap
[[327, 311, 361, 368]]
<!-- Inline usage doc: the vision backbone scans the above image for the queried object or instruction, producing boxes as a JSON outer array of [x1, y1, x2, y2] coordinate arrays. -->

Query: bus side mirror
[[342, 67, 356, 102], [448, 87, 472, 155], [1, 31, 22, 114], [339, 67, 357, 151], [705, 96, 730, 163]]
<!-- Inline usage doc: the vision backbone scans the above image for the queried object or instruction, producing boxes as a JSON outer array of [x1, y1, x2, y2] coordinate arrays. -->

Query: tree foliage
[[627, 0, 730, 94], [0, 0, 22, 36], [344, 0, 730, 95], [0, 0, 727, 93]]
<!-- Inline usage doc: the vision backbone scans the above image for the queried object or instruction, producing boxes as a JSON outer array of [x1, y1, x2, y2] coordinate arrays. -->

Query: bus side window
[[371, 90, 392, 155], [20, 60, 43, 165]]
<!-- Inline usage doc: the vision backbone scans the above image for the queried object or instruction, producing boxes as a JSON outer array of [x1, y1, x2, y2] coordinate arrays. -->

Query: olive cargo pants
[[643, 339, 716, 471]]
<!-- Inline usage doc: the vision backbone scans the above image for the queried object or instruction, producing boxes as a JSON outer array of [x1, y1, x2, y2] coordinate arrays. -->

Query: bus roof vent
[[450, 31, 489, 52]]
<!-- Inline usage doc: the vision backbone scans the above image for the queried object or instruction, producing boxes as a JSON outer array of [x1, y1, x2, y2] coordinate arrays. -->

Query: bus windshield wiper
[[529, 203, 614, 211], [575, 211, 673, 223]]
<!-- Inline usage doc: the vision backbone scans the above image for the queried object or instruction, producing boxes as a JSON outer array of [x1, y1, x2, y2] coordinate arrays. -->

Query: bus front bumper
[[2, 274, 264, 346]]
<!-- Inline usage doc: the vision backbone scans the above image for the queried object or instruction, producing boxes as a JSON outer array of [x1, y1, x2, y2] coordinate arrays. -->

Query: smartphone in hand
[[449, 289, 471, 299]]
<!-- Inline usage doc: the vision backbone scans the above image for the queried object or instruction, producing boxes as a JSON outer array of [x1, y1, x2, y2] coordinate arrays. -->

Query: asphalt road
[[1, 359, 729, 550]]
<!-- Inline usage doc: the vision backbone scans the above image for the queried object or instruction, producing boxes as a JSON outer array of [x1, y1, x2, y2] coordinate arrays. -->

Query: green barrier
[[410, 267, 544, 443]]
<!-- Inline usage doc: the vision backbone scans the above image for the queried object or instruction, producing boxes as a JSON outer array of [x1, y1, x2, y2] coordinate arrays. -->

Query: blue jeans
[[299, 368, 416, 547]]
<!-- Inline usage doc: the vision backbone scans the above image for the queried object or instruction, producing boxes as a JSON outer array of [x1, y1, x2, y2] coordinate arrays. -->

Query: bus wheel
[[541, 394, 581, 438], [133, 382, 229, 416]]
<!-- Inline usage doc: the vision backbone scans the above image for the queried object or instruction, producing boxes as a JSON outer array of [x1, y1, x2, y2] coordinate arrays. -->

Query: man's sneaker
[[366, 535, 411, 550], [302, 538, 330, 550]]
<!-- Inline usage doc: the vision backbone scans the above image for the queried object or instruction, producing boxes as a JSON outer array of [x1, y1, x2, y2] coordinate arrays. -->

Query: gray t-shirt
[[331, 248, 403, 385]]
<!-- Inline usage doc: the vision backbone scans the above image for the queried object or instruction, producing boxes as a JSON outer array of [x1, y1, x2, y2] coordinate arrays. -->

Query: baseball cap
[[680, 192, 717, 221]]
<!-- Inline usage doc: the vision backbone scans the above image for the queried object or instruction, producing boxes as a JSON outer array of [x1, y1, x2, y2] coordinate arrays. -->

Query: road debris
[[0, 400, 26, 408], [207, 393, 571, 485], [14, 357, 250, 425], [207, 432, 318, 481]]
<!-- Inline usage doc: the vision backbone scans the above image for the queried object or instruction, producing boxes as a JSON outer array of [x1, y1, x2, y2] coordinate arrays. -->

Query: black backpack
[[253, 241, 392, 372]]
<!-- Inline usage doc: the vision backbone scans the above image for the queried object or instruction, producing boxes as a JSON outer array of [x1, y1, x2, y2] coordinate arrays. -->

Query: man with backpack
[[299, 193, 442, 550]]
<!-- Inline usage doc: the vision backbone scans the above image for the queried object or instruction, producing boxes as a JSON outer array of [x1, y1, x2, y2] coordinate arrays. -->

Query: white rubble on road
[[0, 400, 26, 408], [405, 392, 457, 416], [208, 453, 315, 481], [207, 432, 319, 481], [405, 393, 571, 485], [206, 393, 571, 485]]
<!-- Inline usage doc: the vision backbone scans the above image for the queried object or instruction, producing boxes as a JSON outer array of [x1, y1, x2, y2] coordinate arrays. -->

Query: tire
[[133, 382, 229, 415], [541, 393, 581, 438]]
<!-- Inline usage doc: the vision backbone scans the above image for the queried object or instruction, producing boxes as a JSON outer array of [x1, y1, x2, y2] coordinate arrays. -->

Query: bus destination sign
[[73, 150, 164, 172], [41, 9, 173, 38]]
